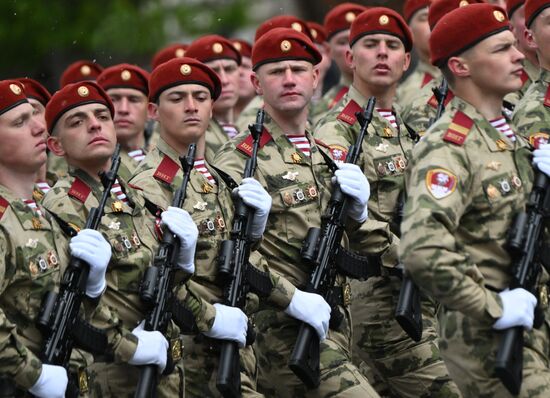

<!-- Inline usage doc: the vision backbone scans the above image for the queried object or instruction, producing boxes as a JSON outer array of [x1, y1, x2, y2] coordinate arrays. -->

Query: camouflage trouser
[[87, 360, 185, 397], [351, 276, 462, 398], [439, 308, 550, 397], [254, 306, 380, 397], [181, 334, 263, 398]]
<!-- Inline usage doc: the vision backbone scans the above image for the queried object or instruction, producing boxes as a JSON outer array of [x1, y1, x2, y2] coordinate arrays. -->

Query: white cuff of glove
[[128, 322, 169, 372], [235, 178, 272, 239], [28, 364, 68, 398], [160, 206, 198, 274], [284, 288, 331, 340], [204, 303, 248, 347], [333, 163, 370, 223], [533, 143, 550, 177], [493, 288, 537, 330]]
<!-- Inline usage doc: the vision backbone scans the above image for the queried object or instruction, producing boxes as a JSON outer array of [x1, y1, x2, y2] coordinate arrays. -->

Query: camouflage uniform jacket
[[46, 153, 68, 187], [205, 118, 233, 164], [504, 59, 539, 109], [213, 112, 371, 293], [0, 184, 70, 389], [399, 95, 536, 324], [396, 59, 441, 109], [512, 68, 550, 144], [310, 75, 352, 125], [314, 84, 415, 267], [118, 147, 147, 182], [130, 138, 295, 330], [236, 95, 264, 134]]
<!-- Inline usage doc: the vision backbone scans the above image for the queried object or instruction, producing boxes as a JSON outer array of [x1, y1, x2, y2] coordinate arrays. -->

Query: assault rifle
[[288, 97, 376, 388], [36, 145, 121, 396], [395, 78, 449, 342], [494, 171, 550, 395], [135, 144, 196, 398]]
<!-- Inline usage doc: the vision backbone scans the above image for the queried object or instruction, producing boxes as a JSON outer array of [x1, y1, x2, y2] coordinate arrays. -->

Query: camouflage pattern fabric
[[399, 95, 550, 396], [205, 119, 232, 164], [513, 68, 550, 140], [396, 60, 441, 109], [213, 113, 380, 397], [401, 77, 443, 138], [310, 75, 351, 126], [315, 84, 460, 398], [46, 152, 69, 187], [504, 59, 539, 109], [236, 96, 264, 135]]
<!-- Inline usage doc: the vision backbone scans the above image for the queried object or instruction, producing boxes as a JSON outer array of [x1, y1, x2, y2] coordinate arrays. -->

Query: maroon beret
[[45, 81, 114, 133], [0, 80, 28, 116], [186, 35, 241, 66], [507, 0, 526, 18], [429, 0, 486, 30], [149, 57, 221, 102], [350, 7, 413, 52], [251, 27, 322, 71], [60, 60, 104, 88], [231, 39, 253, 59], [324, 3, 367, 40], [17, 78, 51, 106], [430, 3, 510, 66], [307, 22, 328, 44], [255, 15, 312, 42], [97, 64, 150, 95], [151, 44, 188, 70], [403, 0, 431, 23], [525, 0, 550, 27]]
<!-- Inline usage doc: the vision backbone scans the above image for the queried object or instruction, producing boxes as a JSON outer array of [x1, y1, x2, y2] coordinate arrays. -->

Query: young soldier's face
[[527, 8, 550, 67], [0, 102, 47, 173], [462, 30, 524, 96], [328, 29, 352, 76], [238, 56, 256, 100], [409, 8, 430, 60], [107, 87, 148, 144], [150, 83, 213, 146], [48, 103, 117, 169], [205, 59, 239, 114], [253, 60, 319, 114], [348, 33, 410, 89]]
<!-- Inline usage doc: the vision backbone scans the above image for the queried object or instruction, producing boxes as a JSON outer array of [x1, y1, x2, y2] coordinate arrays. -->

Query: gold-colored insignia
[[291, 22, 302, 32], [77, 86, 89, 97], [282, 171, 299, 181], [233, 41, 242, 51], [111, 201, 124, 212], [379, 15, 389, 25], [540, 285, 549, 309], [78, 368, 89, 393], [175, 48, 185, 57], [32, 217, 42, 230], [80, 65, 91, 76], [375, 143, 388, 153], [171, 338, 183, 361], [493, 10, 505, 22], [377, 162, 387, 176], [311, 29, 318, 39], [486, 184, 500, 199], [283, 192, 294, 206], [9, 83, 21, 95], [496, 139, 509, 151], [486, 161, 501, 171], [383, 127, 393, 137], [291, 152, 302, 163], [32, 189, 44, 202], [68, 222, 81, 233], [180, 64, 192, 76], [280, 40, 292, 52], [121, 70, 131, 81], [29, 262, 39, 276], [459, 0, 469, 6], [193, 200, 208, 211], [212, 42, 224, 54], [202, 182, 213, 193], [345, 11, 356, 23], [343, 283, 352, 306]]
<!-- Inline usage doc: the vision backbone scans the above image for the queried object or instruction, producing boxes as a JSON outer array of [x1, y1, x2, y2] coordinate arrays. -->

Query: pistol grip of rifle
[[328, 305, 343, 330], [395, 276, 423, 342], [289, 323, 321, 388], [494, 326, 524, 395], [246, 321, 256, 346]]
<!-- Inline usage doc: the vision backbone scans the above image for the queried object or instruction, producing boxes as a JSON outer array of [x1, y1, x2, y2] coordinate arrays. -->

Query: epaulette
[[127, 183, 143, 191], [328, 86, 349, 110], [314, 138, 328, 148], [337, 99, 362, 125], [544, 85, 550, 108], [0, 196, 8, 221], [443, 111, 474, 146], [236, 128, 273, 157], [153, 155, 179, 184], [68, 178, 91, 203], [421, 73, 434, 88], [427, 90, 454, 109]]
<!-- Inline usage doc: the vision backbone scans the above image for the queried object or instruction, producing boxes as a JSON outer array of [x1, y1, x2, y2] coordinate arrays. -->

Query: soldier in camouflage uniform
[[130, 56, 284, 397], [396, 0, 441, 109], [97, 64, 151, 181], [215, 27, 381, 398], [43, 81, 186, 397], [0, 80, 112, 397], [512, 0, 550, 140], [315, 8, 460, 398], [400, 4, 550, 396]]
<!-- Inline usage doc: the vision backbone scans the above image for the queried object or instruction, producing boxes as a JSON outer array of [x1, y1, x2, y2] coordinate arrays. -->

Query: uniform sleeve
[[398, 140, 503, 323], [512, 88, 549, 137]]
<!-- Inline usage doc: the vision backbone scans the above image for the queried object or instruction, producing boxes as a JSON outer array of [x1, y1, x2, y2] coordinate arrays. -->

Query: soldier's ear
[[345, 48, 354, 71], [525, 29, 537, 51], [251, 73, 263, 96], [312, 65, 320, 91], [403, 52, 411, 73], [47, 135, 65, 157], [148, 102, 159, 121], [447, 56, 470, 79]]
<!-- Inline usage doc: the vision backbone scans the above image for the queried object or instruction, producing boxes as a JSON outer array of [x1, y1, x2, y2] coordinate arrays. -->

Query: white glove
[[333, 163, 370, 223], [284, 288, 331, 340], [128, 322, 169, 372], [235, 177, 272, 239], [493, 288, 537, 330], [161, 206, 198, 274], [533, 143, 550, 177], [204, 303, 248, 347], [70, 229, 111, 298], [28, 364, 68, 398]]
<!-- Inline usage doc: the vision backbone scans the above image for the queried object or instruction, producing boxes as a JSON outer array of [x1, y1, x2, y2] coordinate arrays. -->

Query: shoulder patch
[[153, 156, 179, 184], [427, 90, 454, 109], [328, 86, 349, 110], [314, 139, 348, 162], [443, 111, 474, 146], [529, 132, 550, 149], [68, 178, 92, 203], [425, 168, 458, 199], [337, 99, 362, 125], [421, 73, 434, 88], [236, 128, 273, 156], [0, 196, 8, 221], [544, 85, 550, 109]]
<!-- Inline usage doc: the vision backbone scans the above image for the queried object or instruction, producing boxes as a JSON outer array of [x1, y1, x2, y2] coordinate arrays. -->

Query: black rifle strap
[[246, 264, 274, 297], [404, 122, 421, 143], [210, 165, 239, 190], [143, 197, 163, 218], [72, 317, 108, 355], [335, 246, 384, 280], [46, 210, 79, 238]]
